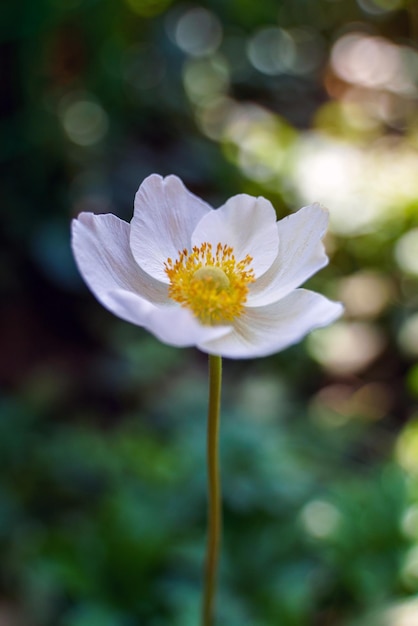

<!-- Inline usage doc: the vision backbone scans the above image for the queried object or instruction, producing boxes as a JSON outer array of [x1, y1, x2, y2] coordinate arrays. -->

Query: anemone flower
[[71, 173, 343, 626], [71, 173, 342, 358]]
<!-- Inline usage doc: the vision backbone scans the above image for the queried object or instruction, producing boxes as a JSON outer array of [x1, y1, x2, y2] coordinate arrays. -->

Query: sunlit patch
[[183, 55, 229, 105], [357, 0, 404, 15], [174, 7, 222, 57], [195, 98, 295, 177], [291, 135, 370, 235], [331, 32, 418, 96], [396, 418, 418, 475], [401, 505, 418, 540], [60, 95, 108, 146], [300, 500, 341, 539], [292, 134, 418, 236], [338, 271, 393, 318], [398, 313, 418, 356], [316, 97, 382, 135], [165, 243, 255, 325], [195, 95, 234, 140], [223, 103, 296, 184], [238, 376, 284, 422], [247, 27, 295, 75], [247, 26, 324, 77], [368, 599, 418, 626], [310, 384, 354, 428], [402, 546, 418, 590], [311, 381, 391, 427], [395, 229, 418, 276], [331, 33, 401, 89], [307, 321, 385, 374]]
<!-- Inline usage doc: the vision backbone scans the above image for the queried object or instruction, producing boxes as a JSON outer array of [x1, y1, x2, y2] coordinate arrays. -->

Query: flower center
[[164, 242, 255, 325]]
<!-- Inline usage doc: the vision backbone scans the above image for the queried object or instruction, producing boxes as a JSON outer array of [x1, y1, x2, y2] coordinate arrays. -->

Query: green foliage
[[0, 379, 414, 624]]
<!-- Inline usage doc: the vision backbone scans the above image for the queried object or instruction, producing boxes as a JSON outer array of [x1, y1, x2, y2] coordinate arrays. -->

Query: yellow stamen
[[164, 242, 255, 325]]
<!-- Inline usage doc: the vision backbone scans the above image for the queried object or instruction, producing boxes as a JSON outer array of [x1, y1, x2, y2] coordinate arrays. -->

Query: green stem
[[202, 354, 222, 626]]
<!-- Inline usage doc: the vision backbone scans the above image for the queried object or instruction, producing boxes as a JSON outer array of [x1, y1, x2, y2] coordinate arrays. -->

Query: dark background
[[2, 0, 418, 624]]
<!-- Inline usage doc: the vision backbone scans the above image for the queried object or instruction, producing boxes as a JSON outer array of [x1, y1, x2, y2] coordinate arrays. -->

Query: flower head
[[71, 174, 343, 358]]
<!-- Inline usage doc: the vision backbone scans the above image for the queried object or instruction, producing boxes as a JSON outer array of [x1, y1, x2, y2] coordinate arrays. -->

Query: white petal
[[247, 204, 330, 307], [106, 290, 231, 347], [130, 174, 212, 282], [191, 193, 279, 277], [198, 289, 344, 359], [71, 213, 169, 316]]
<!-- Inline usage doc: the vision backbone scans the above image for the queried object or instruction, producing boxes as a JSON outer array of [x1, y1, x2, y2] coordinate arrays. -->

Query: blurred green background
[[2, 0, 418, 624]]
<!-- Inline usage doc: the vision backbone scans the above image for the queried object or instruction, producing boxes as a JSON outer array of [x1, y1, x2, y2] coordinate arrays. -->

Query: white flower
[[71, 174, 343, 359]]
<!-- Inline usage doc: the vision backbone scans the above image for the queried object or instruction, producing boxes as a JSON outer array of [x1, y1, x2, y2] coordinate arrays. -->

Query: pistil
[[165, 242, 255, 325]]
